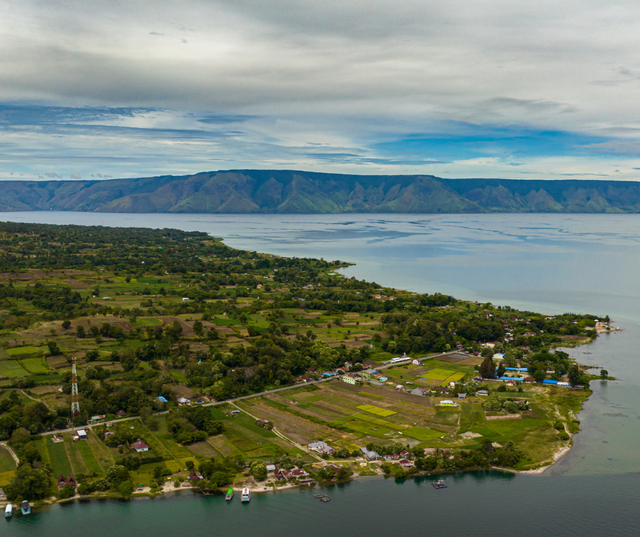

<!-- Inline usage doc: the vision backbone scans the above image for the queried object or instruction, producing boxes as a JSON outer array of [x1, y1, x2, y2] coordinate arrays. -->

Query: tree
[[47, 341, 61, 356], [58, 484, 76, 499], [119, 480, 134, 499], [106, 464, 130, 485], [193, 320, 203, 337], [5, 464, 52, 501], [199, 460, 215, 480], [336, 465, 353, 480], [186, 460, 195, 470], [251, 463, 267, 481], [600, 369, 609, 379], [479, 355, 496, 379], [568, 364, 581, 386], [62, 320, 71, 330]]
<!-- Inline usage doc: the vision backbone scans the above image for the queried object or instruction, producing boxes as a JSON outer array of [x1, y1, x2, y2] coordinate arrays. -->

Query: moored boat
[[5, 503, 12, 518], [241, 488, 251, 502], [432, 480, 447, 489], [20, 501, 30, 515], [225, 488, 234, 501]]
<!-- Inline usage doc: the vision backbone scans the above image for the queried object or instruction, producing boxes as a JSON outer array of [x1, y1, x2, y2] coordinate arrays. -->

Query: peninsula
[[0, 221, 605, 507]]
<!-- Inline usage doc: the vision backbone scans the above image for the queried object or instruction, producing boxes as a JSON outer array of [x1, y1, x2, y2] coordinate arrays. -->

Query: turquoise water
[[2, 212, 640, 535]]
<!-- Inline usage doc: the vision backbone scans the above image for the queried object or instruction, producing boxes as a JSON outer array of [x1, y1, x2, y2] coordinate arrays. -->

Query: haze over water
[[3, 212, 640, 536]]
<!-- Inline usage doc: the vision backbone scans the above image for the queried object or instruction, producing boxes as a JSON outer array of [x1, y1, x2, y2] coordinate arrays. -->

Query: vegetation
[[0, 221, 603, 501]]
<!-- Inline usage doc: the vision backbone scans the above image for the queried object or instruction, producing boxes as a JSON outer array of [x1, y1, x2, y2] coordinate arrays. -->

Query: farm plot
[[48, 439, 72, 477], [432, 408, 461, 426], [440, 372, 466, 386], [0, 360, 30, 377], [6, 346, 42, 357], [358, 404, 397, 417], [422, 369, 455, 380], [20, 357, 49, 374], [64, 437, 89, 475], [459, 404, 486, 433], [403, 426, 444, 441]]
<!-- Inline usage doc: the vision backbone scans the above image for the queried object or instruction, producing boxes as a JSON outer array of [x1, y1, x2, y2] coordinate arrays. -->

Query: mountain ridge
[[2, 170, 640, 213]]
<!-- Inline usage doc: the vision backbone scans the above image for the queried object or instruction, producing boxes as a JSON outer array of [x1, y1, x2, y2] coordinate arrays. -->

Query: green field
[[440, 372, 466, 386], [0, 360, 31, 377], [47, 439, 72, 477], [358, 404, 397, 417], [403, 426, 443, 441], [5, 346, 42, 357], [423, 368, 455, 380], [0, 447, 16, 473], [20, 357, 49, 374]]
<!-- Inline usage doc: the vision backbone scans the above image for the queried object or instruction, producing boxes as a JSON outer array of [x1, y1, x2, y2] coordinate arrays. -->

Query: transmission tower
[[71, 355, 80, 419]]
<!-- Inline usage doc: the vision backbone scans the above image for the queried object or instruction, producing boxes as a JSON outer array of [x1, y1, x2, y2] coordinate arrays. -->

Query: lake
[[2, 212, 639, 535]]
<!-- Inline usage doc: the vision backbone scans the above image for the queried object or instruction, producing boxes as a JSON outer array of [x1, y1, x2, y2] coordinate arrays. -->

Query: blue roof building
[[157, 396, 169, 403]]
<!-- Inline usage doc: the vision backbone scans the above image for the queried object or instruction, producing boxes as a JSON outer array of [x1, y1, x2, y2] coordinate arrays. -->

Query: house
[[116, 410, 126, 417], [74, 429, 87, 440], [379, 376, 388, 382], [182, 297, 190, 301], [412, 359, 422, 366], [89, 415, 105, 423], [230, 410, 241, 415], [157, 396, 169, 403], [523, 377, 535, 384], [292, 468, 309, 478], [439, 400, 458, 407], [178, 397, 191, 405], [57, 473, 76, 489], [131, 440, 150, 452], [399, 459, 415, 468], [188, 469, 203, 481], [458, 393, 467, 399], [395, 384, 404, 390], [360, 447, 381, 460], [542, 379, 558, 385], [322, 372, 336, 377], [477, 390, 489, 396], [342, 375, 360, 385], [384, 454, 400, 461], [266, 464, 276, 473], [400, 450, 413, 459], [410, 388, 427, 396]]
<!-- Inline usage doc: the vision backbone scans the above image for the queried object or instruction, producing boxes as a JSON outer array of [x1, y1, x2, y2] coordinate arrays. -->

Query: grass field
[[423, 368, 455, 380], [0, 360, 31, 377], [0, 447, 16, 473], [20, 357, 49, 374], [5, 346, 42, 357], [48, 439, 72, 477], [76, 438, 103, 476], [358, 404, 397, 417], [403, 426, 444, 441]]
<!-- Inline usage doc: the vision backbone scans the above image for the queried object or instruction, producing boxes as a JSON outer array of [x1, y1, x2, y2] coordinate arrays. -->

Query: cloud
[[70, 173, 81, 179], [0, 1, 639, 179], [44, 172, 61, 178]]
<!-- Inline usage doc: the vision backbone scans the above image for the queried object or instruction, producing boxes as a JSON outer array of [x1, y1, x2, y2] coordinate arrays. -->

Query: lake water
[[2, 212, 640, 535]]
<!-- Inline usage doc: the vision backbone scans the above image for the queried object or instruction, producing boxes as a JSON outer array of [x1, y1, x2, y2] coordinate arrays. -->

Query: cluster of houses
[[359, 447, 415, 467], [308, 441, 336, 456], [57, 473, 77, 489], [273, 466, 310, 481]]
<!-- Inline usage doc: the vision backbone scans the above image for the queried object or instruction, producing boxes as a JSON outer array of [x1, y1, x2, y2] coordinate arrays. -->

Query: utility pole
[[71, 355, 80, 420]]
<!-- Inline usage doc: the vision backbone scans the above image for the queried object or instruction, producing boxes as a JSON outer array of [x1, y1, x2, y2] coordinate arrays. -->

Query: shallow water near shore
[[2, 212, 640, 535]]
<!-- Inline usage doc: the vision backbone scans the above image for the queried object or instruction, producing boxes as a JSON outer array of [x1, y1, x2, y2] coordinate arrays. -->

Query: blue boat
[[20, 501, 30, 516]]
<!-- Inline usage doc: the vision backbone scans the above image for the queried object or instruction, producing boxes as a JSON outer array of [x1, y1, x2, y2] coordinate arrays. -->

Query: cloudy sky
[[1, 0, 640, 181]]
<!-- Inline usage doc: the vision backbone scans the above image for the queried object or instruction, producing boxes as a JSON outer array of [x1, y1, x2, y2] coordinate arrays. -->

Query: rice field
[[358, 404, 397, 417], [20, 357, 50, 374]]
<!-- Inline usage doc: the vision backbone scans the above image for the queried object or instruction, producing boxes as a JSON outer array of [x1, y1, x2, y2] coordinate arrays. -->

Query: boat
[[432, 480, 447, 489], [241, 488, 251, 502], [5, 503, 12, 518], [20, 501, 30, 515], [225, 488, 234, 501]]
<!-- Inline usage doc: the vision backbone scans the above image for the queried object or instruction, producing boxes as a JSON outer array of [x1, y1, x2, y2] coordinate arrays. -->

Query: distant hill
[[2, 170, 640, 213]]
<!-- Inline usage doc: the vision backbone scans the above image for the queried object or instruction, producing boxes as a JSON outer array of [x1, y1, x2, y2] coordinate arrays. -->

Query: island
[[0, 221, 608, 509]]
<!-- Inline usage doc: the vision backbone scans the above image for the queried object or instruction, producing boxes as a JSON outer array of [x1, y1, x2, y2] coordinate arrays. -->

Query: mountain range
[[2, 170, 640, 213]]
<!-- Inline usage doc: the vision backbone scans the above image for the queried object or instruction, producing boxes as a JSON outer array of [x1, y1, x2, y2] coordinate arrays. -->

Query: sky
[[1, 0, 640, 182]]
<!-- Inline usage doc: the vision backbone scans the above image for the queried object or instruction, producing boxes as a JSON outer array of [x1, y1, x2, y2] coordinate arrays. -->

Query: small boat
[[432, 480, 447, 489], [5, 503, 12, 518], [225, 488, 234, 501], [320, 496, 331, 502], [241, 488, 251, 502], [20, 501, 30, 515]]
